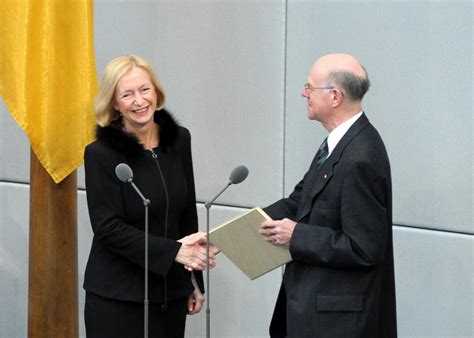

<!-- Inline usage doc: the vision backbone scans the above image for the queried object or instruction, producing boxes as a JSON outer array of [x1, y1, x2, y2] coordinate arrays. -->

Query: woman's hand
[[188, 273, 205, 315], [176, 232, 218, 271], [187, 288, 205, 315]]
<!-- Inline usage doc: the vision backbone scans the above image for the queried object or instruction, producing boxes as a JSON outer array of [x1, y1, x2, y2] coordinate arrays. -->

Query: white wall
[[1, 1, 472, 337]]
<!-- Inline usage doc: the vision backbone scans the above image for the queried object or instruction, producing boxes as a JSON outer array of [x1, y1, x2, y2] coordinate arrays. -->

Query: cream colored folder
[[209, 207, 292, 280]]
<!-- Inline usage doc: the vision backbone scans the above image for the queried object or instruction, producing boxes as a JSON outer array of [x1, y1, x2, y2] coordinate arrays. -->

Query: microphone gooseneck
[[204, 164, 249, 338]]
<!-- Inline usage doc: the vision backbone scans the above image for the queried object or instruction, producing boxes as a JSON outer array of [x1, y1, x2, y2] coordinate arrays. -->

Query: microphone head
[[115, 163, 133, 183], [229, 165, 249, 185]]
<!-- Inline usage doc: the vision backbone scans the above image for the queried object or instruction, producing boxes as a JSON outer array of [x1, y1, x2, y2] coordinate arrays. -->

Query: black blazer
[[265, 114, 397, 338], [83, 109, 204, 303]]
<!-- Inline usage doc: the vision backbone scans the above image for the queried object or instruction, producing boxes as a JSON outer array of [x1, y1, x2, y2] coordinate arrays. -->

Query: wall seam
[[3, 182, 473, 236], [282, 0, 288, 198], [393, 224, 473, 237]]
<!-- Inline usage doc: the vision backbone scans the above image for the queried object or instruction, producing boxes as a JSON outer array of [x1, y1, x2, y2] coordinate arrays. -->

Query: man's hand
[[179, 231, 208, 246], [176, 232, 219, 271], [259, 218, 297, 246]]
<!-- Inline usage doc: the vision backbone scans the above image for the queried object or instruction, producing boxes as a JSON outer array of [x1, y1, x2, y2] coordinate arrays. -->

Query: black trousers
[[85, 292, 188, 338]]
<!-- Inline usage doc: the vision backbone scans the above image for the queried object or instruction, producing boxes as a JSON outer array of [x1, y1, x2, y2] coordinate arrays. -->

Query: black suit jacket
[[83, 109, 204, 303], [265, 114, 397, 338]]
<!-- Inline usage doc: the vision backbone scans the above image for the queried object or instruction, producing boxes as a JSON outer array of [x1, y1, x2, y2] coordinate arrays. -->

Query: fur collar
[[96, 108, 180, 157]]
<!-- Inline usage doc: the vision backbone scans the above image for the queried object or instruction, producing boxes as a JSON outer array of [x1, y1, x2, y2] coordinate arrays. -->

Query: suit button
[[324, 174, 328, 179]]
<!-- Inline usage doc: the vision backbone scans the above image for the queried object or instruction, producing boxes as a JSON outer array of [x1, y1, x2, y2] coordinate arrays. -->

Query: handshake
[[175, 232, 219, 271]]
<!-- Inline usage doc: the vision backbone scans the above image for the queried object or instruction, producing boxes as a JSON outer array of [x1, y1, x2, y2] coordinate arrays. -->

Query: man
[[259, 54, 397, 338]]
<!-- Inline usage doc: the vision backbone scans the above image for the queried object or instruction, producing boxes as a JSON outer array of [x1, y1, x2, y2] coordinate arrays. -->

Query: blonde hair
[[94, 55, 166, 126]]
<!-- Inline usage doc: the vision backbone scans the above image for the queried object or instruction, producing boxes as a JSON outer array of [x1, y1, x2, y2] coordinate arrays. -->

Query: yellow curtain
[[0, 0, 98, 183]]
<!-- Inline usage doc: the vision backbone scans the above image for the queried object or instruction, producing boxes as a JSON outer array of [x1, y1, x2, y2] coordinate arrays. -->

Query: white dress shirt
[[327, 111, 363, 157]]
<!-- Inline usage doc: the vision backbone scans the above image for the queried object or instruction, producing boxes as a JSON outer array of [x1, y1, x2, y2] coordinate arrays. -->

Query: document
[[209, 207, 292, 280]]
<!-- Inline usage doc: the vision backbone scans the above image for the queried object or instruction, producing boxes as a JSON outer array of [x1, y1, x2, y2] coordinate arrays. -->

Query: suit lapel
[[296, 113, 370, 222]]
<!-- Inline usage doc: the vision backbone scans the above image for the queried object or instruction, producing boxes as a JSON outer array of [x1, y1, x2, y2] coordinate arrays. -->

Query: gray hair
[[327, 66, 370, 101]]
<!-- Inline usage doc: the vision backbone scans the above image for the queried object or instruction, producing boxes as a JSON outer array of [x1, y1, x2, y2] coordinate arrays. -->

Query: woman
[[83, 55, 215, 337]]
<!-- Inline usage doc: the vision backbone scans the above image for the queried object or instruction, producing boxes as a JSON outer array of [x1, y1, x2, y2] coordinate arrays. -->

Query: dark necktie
[[316, 138, 328, 168]]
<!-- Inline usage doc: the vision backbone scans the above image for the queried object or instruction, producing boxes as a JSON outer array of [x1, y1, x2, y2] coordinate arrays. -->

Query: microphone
[[205, 165, 249, 208], [229, 165, 249, 185], [115, 163, 149, 205], [114, 163, 150, 338], [204, 165, 249, 338], [115, 163, 133, 183]]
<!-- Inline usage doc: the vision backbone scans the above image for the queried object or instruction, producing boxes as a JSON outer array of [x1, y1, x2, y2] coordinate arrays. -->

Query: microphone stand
[[204, 182, 232, 338], [130, 182, 151, 338]]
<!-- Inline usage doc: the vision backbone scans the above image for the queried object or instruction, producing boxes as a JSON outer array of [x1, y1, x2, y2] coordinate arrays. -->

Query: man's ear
[[331, 88, 344, 107]]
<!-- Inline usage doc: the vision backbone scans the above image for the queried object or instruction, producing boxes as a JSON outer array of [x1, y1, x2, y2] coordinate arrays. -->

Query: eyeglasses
[[303, 83, 346, 98], [303, 83, 335, 94]]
